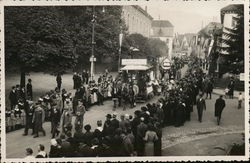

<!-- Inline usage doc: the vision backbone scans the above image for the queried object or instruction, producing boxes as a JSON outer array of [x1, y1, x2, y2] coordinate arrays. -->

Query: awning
[[121, 65, 152, 71]]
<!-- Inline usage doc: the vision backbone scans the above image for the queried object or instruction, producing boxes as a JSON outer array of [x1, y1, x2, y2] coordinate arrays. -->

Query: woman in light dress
[[143, 124, 158, 156]]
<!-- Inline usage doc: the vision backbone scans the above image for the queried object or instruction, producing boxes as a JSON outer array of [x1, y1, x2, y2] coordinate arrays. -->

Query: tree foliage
[[122, 33, 168, 60], [5, 6, 76, 74]]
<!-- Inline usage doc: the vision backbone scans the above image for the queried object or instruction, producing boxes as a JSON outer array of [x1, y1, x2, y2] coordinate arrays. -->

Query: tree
[[5, 6, 76, 87], [122, 33, 151, 58], [59, 6, 127, 70]]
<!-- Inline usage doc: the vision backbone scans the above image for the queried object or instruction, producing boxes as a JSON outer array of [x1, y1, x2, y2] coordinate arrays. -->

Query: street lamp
[[89, 6, 105, 81]]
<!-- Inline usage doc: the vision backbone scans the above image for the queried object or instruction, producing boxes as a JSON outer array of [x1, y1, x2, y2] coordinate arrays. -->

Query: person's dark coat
[[61, 140, 72, 157], [83, 131, 94, 146], [73, 131, 85, 145], [49, 145, 61, 158], [111, 118, 120, 130], [77, 144, 93, 157], [215, 98, 226, 117], [32, 106, 45, 133], [94, 128, 103, 142], [154, 127, 162, 156], [26, 82, 33, 99], [9, 90, 17, 108]]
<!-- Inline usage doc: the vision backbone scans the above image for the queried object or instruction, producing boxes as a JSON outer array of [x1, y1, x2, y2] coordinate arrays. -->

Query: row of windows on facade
[[123, 12, 151, 36]]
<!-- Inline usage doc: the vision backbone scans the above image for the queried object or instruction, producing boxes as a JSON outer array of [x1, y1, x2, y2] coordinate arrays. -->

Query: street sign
[[121, 59, 147, 66], [161, 58, 171, 70], [89, 57, 96, 62]]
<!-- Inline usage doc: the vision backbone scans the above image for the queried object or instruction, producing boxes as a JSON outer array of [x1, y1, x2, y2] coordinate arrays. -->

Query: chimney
[[145, 6, 147, 13]]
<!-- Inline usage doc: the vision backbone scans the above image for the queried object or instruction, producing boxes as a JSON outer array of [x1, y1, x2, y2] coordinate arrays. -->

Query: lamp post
[[118, 30, 123, 71], [90, 6, 96, 81], [89, 6, 105, 81]]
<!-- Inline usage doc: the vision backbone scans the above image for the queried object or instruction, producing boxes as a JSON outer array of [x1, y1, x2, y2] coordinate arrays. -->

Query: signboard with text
[[121, 59, 147, 66]]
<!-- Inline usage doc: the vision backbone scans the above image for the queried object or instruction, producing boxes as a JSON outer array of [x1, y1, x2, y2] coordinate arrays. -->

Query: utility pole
[[90, 6, 96, 81]]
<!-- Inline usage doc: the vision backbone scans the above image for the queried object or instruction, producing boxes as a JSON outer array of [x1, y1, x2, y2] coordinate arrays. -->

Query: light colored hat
[[125, 114, 129, 119], [140, 117, 144, 121], [146, 111, 150, 115], [51, 139, 57, 146]]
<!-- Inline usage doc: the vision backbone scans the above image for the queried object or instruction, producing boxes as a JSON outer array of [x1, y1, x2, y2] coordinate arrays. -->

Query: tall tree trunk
[[20, 70, 26, 88]]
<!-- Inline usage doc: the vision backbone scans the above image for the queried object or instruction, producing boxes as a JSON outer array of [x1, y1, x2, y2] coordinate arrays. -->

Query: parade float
[[120, 59, 156, 101]]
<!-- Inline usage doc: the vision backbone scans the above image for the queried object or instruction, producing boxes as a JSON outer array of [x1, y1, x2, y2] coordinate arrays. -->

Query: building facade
[[150, 20, 174, 59], [220, 5, 240, 55], [122, 6, 153, 38]]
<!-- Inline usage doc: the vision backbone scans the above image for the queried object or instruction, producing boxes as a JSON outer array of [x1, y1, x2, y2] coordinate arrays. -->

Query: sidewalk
[[213, 88, 244, 98], [162, 133, 244, 156]]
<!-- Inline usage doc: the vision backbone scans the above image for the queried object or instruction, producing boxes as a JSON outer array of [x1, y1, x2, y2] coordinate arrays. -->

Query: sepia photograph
[[0, 0, 249, 162]]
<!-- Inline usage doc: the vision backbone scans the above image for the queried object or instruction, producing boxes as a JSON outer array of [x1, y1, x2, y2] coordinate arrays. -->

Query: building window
[[231, 17, 237, 28]]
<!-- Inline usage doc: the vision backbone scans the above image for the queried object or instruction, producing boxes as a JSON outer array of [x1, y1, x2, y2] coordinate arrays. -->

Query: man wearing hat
[[32, 99, 46, 138], [23, 100, 35, 136], [136, 117, 147, 156], [103, 114, 112, 136], [9, 86, 17, 110], [26, 78, 33, 100], [111, 112, 119, 131], [74, 100, 86, 129], [196, 93, 206, 123], [51, 102, 61, 138], [83, 124, 93, 146]]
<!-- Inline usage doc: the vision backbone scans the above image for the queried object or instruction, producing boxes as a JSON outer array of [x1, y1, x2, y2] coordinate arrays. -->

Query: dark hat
[[134, 110, 141, 116], [84, 124, 91, 131], [106, 114, 112, 119]]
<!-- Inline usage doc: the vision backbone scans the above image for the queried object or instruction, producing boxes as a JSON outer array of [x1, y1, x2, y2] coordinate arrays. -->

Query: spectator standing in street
[[23, 100, 34, 136], [196, 94, 206, 123], [238, 92, 243, 109], [56, 73, 62, 91], [228, 79, 235, 99], [73, 72, 78, 89], [205, 79, 213, 99], [33, 99, 46, 138], [75, 100, 86, 128], [143, 124, 158, 156], [214, 95, 226, 125], [9, 86, 17, 110], [26, 78, 33, 100], [82, 69, 86, 85], [51, 103, 61, 138]]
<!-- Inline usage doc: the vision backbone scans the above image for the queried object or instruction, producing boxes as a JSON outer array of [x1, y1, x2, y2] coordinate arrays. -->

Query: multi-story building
[[150, 20, 174, 59], [122, 6, 153, 38], [220, 4, 241, 55]]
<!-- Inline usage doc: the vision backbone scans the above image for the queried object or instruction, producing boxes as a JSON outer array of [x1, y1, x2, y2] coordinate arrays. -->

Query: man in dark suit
[[26, 79, 33, 100], [196, 94, 206, 122], [51, 103, 61, 138], [33, 100, 46, 138], [215, 95, 226, 125], [23, 100, 35, 136], [9, 86, 17, 110], [56, 73, 62, 91]]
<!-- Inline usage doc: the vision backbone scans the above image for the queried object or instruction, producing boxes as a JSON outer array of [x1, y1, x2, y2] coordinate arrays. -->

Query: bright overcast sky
[[141, 1, 235, 34]]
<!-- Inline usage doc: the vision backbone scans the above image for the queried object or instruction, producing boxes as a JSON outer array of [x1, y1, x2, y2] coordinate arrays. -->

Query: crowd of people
[[6, 57, 242, 158]]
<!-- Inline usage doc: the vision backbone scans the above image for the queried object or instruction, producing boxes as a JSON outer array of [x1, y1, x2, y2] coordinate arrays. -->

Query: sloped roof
[[220, 4, 243, 23], [152, 20, 174, 28]]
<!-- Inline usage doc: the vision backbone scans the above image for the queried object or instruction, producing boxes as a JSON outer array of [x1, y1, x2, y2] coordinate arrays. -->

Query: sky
[[142, 1, 234, 34]]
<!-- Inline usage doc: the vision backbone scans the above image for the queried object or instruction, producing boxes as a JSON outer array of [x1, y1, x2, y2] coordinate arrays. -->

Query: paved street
[[5, 89, 244, 158]]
